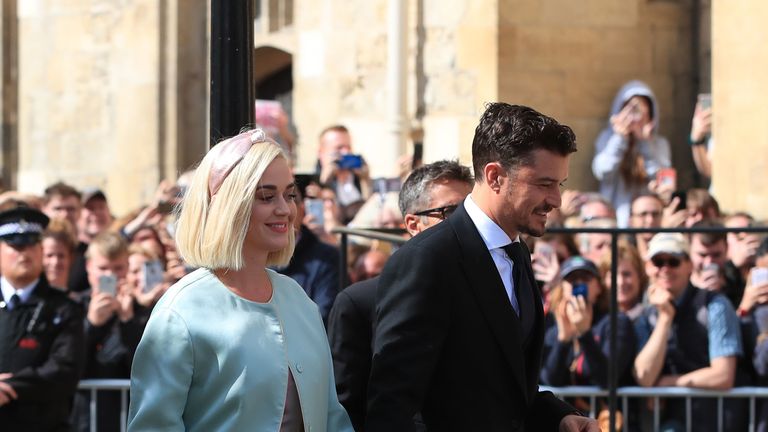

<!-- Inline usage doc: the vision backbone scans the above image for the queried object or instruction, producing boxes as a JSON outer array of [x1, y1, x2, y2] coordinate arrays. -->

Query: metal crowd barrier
[[542, 385, 768, 432], [78, 379, 767, 432], [77, 379, 130, 432], [333, 224, 768, 432]]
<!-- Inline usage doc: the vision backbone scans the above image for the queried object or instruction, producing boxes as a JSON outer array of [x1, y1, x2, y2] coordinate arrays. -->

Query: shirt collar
[[464, 195, 519, 251], [1, 276, 40, 304]]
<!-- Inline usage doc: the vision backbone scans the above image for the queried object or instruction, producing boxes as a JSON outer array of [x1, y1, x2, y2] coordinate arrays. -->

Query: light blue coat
[[128, 268, 353, 432]]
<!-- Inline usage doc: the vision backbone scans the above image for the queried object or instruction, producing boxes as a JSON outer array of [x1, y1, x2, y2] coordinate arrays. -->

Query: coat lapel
[[448, 204, 530, 402]]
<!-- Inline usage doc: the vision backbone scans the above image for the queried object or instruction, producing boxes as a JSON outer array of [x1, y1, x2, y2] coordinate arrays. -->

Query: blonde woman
[[128, 129, 353, 431]]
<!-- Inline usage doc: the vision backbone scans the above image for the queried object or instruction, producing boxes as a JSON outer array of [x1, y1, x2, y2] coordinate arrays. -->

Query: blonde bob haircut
[[175, 131, 295, 270]]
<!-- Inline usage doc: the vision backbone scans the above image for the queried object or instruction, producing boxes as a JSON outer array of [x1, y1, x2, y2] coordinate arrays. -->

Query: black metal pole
[[609, 233, 619, 432], [210, 0, 254, 146]]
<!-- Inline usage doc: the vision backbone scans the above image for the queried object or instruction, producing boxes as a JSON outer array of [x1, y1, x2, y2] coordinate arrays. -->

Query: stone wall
[[14, 0, 206, 216], [498, 0, 696, 191], [292, 0, 697, 191], [711, 0, 768, 218]]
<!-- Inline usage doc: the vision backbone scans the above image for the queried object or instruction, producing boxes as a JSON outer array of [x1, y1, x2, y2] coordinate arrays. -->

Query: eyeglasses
[[651, 256, 682, 268], [413, 204, 458, 221]]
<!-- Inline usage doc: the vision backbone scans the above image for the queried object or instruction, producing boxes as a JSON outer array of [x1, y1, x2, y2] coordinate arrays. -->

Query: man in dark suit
[[0, 205, 85, 431], [328, 160, 473, 430], [366, 103, 599, 431]]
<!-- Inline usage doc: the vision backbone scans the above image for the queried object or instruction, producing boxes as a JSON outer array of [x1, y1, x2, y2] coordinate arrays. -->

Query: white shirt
[[1, 276, 39, 309], [464, 195, 521, 314]]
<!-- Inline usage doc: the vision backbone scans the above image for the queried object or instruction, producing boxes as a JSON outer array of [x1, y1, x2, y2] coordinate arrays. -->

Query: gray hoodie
[[591, 80, 671, 227]]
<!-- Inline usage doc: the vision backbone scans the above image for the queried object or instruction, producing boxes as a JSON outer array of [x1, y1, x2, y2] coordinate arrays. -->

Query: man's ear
[[404, 214, 421, 237], [483, 162, 505, 193]]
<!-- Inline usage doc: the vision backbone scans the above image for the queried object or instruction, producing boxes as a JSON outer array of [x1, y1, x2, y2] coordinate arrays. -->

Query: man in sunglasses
[[327, 159, 473, 431], [367, 104, 598, 432], [634, 232, 743, 431]]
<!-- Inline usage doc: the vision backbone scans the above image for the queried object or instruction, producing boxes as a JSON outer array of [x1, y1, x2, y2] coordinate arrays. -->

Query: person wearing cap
[[633, 232, 744, 431], [540, 256, 637, 389], [0, 205, 85, 430], [78, 188, 113, 245], [128, 129, 353, 431]]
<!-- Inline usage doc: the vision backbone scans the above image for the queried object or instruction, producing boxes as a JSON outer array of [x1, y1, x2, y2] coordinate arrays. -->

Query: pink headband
[[208, 129, 267, 196]]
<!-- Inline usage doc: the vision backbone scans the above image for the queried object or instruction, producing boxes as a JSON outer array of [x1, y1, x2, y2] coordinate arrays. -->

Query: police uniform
[[0, 207, 84, 431]]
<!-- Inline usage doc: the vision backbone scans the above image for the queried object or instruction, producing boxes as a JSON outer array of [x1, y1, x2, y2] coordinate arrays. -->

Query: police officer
[[0, 205, 84, 431]]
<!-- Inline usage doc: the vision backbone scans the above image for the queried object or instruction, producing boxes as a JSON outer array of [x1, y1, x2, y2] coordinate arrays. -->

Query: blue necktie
[[7, 293, 20, 310]]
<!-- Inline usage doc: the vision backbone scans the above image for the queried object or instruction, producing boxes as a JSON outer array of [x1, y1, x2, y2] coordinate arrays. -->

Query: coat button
[[296, 363, 303, 373]]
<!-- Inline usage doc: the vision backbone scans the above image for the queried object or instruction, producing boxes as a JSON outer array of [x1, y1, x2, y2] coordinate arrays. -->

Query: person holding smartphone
[[540, 256, 637, 388], [689, 93, 713, 181], [128, 129, 352, 431], [71, 232, 143, 432], [315, 125, 372, 222], [592, 80, 672, 227]]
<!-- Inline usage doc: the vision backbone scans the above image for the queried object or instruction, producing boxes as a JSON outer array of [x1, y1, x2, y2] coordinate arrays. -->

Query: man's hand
[[532, 251, 560, 284], [87, 292, 118, 327], [566, 295, 593, 337], [661, 197, 686, 228], [559, 414, 600, 431], [0, 375, 17, 407], [648, 284, 676, 320], [555, 301, 578, 342], [690, 104, 712, 144], [738, 272, 768, 314]]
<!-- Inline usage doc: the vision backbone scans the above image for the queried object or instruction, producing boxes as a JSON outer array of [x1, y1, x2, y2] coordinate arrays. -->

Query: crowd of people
[[0, 81, 763, 432]]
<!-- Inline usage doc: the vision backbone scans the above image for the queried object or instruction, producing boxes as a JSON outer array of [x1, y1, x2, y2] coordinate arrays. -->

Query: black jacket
[[366, 204, 576, 432], [0, 277, 84, 431]]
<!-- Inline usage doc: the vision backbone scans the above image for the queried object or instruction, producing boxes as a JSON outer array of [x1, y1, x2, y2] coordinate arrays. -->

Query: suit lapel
[[448, 204, 530, 402]]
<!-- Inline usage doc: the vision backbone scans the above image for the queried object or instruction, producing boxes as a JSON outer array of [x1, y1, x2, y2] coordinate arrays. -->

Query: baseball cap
[[559, 256, 599, 279], [81, 187, 107, 205], [0, 206, 50, 247], [646, 233, 689, 259]]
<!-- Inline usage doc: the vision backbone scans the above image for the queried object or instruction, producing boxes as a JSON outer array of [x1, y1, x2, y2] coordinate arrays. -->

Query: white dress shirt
[[1, 276, 39, 309], [464, 195, 521, 314]]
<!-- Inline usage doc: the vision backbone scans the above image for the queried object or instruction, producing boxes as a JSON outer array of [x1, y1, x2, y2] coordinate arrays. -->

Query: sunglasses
[[413, 204, 459, 221], [651, 256, 682, 268]]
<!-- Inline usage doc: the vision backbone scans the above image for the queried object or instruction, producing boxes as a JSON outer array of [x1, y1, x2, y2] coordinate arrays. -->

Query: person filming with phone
[[592, 80, 672, 227], [540, 256, 637, 389], [316, 125, 372, 222], [71, 232, 144, 432], [689, 93, 713, 181]]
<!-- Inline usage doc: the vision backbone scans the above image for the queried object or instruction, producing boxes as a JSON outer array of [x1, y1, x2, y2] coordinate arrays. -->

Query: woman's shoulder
[[268, 269, 309, 297], [154, 268, 218, 310]]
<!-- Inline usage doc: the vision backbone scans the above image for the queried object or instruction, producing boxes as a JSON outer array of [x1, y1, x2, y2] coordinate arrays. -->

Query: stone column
[[711, 0, 768, 218]]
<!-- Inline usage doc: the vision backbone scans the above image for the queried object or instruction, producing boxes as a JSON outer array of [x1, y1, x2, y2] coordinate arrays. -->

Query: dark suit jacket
[[327, 276, 378, 431], [366, 203, 575, 432]]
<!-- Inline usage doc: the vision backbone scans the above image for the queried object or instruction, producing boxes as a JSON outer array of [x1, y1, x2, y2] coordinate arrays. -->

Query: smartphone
[[702, 263, 720, 275], [98, 274, 118, 296], [304, 198, 324, 226], [656, 168, 677, 188], [157, 200, 174, 214], [752, 268, 768, 286], [142, 260, 165, 293], [698, 93, 712, 110], [336, 154, 363, 170], [671, 190, 687, 212], [535, 242, 555, 262], [372, 177, 402, 194], [572, 283, 588, 298]]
